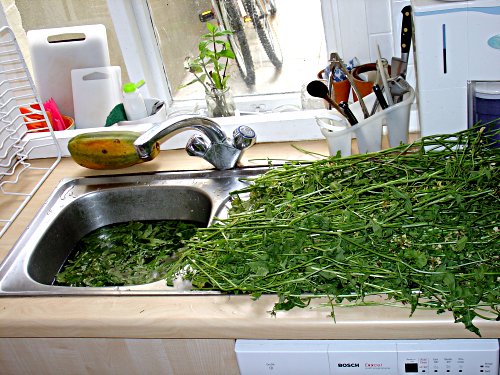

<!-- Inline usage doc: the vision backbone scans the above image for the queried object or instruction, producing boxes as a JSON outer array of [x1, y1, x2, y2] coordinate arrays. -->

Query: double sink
[[0, 167, 267, 296]]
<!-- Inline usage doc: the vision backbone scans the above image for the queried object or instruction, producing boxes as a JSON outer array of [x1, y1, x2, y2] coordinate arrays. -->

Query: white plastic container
[[316, 114, 352, 156], [317, 85, 415, 156], [123, 80, 148, 121]]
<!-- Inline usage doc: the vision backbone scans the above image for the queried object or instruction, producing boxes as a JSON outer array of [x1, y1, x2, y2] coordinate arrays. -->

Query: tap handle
[[186, 135, 209, 157], [232, 125, 256, 150]]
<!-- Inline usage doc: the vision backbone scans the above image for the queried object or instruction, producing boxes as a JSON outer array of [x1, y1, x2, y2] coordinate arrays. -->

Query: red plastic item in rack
[[20, 103, 73, 132]]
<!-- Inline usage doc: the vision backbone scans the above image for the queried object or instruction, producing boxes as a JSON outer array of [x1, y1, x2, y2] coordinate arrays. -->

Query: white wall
[[329, 0, 414, 84], [326, 0, 417, 131]]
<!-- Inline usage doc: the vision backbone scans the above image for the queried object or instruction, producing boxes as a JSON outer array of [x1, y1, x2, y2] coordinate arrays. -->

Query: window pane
[[147, 0, 327, 102], [12, 0, 327, 107]]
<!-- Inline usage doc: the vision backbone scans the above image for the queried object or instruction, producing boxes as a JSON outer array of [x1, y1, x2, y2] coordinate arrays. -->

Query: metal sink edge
[[0, 166, 269, 296]]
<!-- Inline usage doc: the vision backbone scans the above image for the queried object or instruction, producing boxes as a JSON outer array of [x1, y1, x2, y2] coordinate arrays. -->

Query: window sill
[[23, 108, 330, 159], [23, 92, 419, 160]]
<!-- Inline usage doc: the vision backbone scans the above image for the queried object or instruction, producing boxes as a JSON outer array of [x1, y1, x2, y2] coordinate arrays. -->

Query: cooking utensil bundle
[[306, 64, 412, 127], [306, 6, 413, 128]]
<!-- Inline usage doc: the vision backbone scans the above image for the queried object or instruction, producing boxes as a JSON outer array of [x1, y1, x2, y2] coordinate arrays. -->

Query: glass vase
[[205, 87, 236, 118]]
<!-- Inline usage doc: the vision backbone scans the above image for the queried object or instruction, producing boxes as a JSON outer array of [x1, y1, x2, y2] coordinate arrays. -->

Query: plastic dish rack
[[0, 26, 61, 238]]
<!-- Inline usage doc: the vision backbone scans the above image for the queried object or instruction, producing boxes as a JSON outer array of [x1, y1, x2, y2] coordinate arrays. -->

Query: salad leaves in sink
[[56, 220, 199, 287]]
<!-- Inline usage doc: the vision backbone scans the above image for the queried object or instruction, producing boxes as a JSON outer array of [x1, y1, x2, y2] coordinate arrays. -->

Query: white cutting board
[[28, 24, 110, 118], [71, 66, 122, 129]]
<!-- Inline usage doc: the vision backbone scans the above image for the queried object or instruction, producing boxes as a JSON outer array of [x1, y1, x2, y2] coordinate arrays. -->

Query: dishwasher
[[236, 339, 499, 374]]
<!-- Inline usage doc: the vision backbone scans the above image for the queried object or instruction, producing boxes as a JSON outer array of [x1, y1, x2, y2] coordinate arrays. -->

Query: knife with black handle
[[399, 5, 412, 78]]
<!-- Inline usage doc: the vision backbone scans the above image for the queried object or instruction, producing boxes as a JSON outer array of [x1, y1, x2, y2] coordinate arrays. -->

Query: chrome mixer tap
[[133, 115, 256, 170]]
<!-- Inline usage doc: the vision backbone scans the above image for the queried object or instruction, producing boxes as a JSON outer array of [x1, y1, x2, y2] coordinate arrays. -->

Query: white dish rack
[[0, 26, 61, 238]]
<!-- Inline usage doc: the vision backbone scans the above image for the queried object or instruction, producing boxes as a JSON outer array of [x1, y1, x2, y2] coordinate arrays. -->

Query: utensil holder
[[317, 114, 352, 156], [317, 85, 415, 156]]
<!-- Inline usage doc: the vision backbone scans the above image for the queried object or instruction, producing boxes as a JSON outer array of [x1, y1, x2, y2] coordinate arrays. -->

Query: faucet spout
[[133, 115, 256, 170], [134, 115, 226, 159]]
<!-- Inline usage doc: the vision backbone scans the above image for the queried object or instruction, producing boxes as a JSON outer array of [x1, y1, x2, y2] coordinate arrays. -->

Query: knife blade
[[391, 5, 412, 79]]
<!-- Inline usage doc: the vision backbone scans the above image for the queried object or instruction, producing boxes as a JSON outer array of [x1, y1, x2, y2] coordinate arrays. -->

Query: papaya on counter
[[68, 131, 160, 170]]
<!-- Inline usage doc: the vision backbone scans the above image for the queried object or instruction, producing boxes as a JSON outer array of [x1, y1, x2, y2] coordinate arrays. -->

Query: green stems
[[165, 126, 500, 336]]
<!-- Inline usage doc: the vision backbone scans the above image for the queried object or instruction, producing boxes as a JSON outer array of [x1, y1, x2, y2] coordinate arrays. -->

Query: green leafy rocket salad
[[56, 220, 198, 287], [56, 127, 499, 335], [164, 127, 499, 336]]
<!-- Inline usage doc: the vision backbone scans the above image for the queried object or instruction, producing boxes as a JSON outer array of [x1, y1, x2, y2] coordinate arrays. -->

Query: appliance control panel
[[397, 340, 498, 374], [235, 339, 499, 375]]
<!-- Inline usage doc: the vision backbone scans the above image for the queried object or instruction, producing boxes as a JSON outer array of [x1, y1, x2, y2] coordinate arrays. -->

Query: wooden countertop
[[0, 139, 499, 339]]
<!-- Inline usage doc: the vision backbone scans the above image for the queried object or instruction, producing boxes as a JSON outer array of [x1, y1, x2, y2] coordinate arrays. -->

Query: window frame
[[107, 0, 171, 103]]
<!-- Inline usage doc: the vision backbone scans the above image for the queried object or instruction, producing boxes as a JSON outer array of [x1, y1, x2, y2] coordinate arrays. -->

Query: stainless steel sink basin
[[0, 167, 267, 296]]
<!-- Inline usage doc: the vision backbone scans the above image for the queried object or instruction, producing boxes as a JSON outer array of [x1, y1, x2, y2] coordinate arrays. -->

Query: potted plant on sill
[[182, 22, 236, 118]]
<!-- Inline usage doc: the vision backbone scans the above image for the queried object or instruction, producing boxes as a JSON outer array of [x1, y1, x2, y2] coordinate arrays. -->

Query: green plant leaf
[[221, 75, 230, 88], [211, 71, 222, 89], [206, 22, 216, 33], [187, 63, 203, 74], [198, 40, 209, 52], [219, 49, 235, 59], [204, 49, 216, 59], [201, 33, 214, 40], [177, 77, 202, 89], [214, 30, 233, 37], [456, 236, 467, 252]]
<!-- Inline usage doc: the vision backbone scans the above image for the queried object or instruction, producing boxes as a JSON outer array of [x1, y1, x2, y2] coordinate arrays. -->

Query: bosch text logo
[[338, 363, 360, 368]]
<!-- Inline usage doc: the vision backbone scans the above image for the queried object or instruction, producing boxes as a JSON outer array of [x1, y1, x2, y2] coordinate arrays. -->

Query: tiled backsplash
[[332, 0, 414, 86]]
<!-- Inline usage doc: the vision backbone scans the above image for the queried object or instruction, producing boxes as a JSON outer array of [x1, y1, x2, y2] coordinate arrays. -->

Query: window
[[146, 0, 327, 105], [7, 0, 331, 116], [3, 1, 416, 146], [113, 0, 330, 114], [10, 0, 130, 84]]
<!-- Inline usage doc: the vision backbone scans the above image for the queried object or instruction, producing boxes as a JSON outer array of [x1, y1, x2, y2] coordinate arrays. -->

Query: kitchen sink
[[0, 167, 267, 296]]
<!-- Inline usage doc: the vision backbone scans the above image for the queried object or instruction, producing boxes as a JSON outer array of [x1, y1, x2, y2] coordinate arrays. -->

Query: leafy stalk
[[56, 220, 199, 287], [181, 22, 235, 91], [166, 127, 500, 336]]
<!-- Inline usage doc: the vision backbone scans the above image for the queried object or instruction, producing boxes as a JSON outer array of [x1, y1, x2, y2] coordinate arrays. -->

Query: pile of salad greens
[[56, 220, 198, 287], [165, 127, 499, 336]]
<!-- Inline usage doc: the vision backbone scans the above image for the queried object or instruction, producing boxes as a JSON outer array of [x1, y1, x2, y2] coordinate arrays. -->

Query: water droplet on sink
[[60, 186, 75, 200]]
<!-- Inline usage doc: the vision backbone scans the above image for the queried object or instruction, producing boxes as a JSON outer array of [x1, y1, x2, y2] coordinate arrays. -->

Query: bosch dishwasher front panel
[[235, 339, 499, 375]]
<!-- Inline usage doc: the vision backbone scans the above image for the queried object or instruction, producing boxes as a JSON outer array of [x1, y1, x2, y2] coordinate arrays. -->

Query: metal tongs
[[329, 52, 370, 119], [371, 46, 412, 114]]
